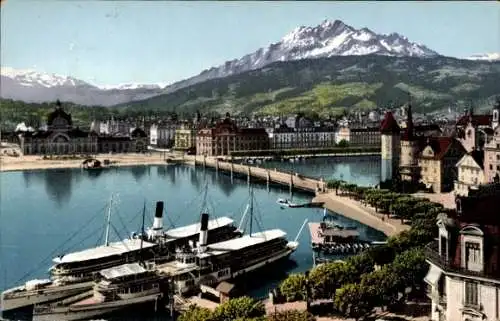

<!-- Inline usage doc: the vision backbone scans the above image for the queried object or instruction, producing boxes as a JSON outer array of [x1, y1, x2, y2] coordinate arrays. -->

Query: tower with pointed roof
[[380, 110, 401, 182], [399, 97, 420, 182]]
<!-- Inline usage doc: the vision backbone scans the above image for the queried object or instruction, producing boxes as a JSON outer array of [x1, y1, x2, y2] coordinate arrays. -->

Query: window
[[465, 242, 481, 265], [464, 281, 478, 307], [440, 236, 448, 258]]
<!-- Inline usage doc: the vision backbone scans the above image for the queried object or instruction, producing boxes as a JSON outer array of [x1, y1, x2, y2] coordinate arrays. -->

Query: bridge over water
[[191, 156, 327, 194]]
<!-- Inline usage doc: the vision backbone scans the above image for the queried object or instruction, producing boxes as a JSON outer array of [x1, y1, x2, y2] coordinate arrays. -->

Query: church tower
[[492, 97, 500, 130], [399, 97, 420, 182], [380, 111, 401, 182]]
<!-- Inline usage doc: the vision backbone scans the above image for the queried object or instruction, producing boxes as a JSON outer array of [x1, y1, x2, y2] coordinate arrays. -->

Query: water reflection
[[43, 169, 73, 207], [84, 168, 104, 180], [261, 155, 381, 186], [129, 166, 148, 182]]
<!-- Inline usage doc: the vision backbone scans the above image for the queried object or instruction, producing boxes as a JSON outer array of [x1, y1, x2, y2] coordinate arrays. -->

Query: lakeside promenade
[[313, 191, 409, 237], [0, 153, 173, 172]]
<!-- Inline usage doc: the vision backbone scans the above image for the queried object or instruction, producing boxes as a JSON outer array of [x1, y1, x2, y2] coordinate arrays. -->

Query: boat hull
[[32, 293, 163, 321], [1, 281, 94, 313]]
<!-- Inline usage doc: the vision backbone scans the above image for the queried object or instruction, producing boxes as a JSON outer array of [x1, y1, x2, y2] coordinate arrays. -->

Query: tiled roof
[[456, 115, 492, 127], [379, 112, 400, 134], [421, 137, 463, 160]]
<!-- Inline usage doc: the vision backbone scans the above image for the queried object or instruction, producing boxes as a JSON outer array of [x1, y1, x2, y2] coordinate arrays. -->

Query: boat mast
[[104, 194, 114, 246], [249, 187, 254, 237], [139, 200, 146, 264]]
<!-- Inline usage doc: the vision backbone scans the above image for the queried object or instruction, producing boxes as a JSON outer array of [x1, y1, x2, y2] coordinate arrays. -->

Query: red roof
[[379, 112, 400, 134], [456, 115, 492, 127], [421, 136, 463, 160]]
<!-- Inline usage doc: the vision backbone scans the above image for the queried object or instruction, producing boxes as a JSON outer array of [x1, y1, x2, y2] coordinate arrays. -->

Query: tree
[[178, 305, 213, 321], [360, 266, 399, 308], [279, 273, 307, 302], [336, 139, 349, 148], [391, 247, 427, 293], [334, 283, 375, 320], [309, 261, 346, 299], [212, 296, 265, 321]]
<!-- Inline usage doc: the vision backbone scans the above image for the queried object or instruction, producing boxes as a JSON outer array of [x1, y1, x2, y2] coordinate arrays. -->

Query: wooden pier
[[191, 156, 327, 193]]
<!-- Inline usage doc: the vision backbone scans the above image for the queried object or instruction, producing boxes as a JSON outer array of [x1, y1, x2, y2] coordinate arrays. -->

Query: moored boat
[[32, 262, 168, 321], [1, 199, 241, 315], [158, 189, 304, 295]]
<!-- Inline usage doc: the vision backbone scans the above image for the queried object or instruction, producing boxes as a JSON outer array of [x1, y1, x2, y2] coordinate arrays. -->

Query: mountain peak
[[167, 19, 441, 94]]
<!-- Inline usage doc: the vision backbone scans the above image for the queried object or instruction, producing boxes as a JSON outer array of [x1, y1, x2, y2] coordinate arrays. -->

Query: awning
[[424, 264, 443, 287]]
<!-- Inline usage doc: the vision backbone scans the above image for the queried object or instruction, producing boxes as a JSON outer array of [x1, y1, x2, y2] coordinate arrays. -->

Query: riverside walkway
[[190, 156, 327, 193]]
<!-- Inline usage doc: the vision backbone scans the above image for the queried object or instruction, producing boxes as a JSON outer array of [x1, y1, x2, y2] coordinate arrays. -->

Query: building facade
[[16, 104, 99, 155], [419, 137, 466, 193], [484, 100, 500, 183], [425, 184, 500, 321], [10, 102, 147, 155], [454, 150, 485, 196], [174, 124, 197, 152], [335, 126, 380, 146], [150, 123, 177, 148], [267, 125, 336, 150], [196, 116, 269, 156]]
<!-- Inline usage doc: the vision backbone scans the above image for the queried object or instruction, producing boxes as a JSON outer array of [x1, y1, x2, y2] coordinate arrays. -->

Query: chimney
[[153, 201, 164, 231], [198, 213, 209, 249]]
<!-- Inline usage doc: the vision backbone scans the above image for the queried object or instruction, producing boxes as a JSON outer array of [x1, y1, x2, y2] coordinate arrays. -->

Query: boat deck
[[72, 297, 101, 306]]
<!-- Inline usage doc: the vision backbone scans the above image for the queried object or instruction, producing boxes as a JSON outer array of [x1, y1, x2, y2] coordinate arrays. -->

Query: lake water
[[0, 156, 383, 319]]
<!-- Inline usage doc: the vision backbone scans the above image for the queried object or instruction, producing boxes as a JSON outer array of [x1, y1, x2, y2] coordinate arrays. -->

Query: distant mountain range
[[1, 19, 499, 114], [0, 67, 165, 106]]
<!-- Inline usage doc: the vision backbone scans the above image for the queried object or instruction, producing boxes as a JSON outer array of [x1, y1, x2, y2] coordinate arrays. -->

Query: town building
[[15, 103, 99, 155], [419, 137, 466, 193], [90, 117, 135, 136], [484, 99, 500, 183], [348, 127, 381, 146], [174, 123, 197, 153], [379, 100, 443, 184], [9, 101, 147, 155], [150, 122, 177, 148], [196, 114, 269, 156], [454, 150, 486, 196], [267, 124, 336, 150], [425, 183, 500, 321], [455, 108, 493, 153]]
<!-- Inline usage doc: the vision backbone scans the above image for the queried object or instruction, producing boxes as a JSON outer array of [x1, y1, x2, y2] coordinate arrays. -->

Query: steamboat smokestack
[[199, 213, 209, 247], [153, 201, 164, 231]]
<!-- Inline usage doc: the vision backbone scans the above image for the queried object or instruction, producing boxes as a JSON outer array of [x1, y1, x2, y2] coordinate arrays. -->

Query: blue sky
[[1, 1, 499, 86]]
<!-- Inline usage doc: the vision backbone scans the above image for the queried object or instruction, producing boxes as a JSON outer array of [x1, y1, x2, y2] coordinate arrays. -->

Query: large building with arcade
[[5, 101, 148, 155]]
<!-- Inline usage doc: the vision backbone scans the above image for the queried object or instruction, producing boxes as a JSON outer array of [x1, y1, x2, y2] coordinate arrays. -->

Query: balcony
[[425, 240, 500, 281]]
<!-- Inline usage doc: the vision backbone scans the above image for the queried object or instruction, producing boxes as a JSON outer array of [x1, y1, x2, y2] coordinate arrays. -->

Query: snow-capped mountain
[[0, 67, 166, 106], [1, 67, 93, 88], [465, 53, 500, 61], [164, 19, 440, 93], [100, 83, 167, 90]]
